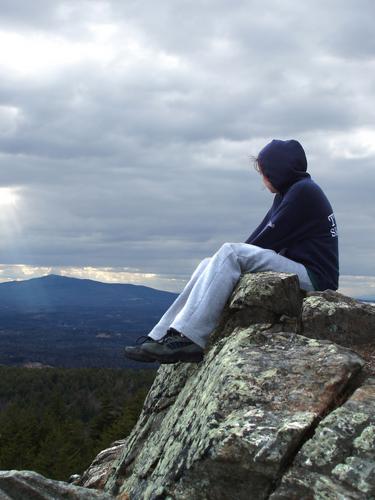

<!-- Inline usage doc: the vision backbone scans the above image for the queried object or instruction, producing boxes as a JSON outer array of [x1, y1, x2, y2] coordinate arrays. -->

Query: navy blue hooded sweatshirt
[[245, 139, 339, 291]]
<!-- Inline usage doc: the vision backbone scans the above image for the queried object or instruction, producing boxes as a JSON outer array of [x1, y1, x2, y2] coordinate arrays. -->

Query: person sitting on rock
[[124, 139, 339, 364]]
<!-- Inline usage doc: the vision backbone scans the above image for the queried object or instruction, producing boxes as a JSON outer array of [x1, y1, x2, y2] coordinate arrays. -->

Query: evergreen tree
[[0, 367, 156, 480]]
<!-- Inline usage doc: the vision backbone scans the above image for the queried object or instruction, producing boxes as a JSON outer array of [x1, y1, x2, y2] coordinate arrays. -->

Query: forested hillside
[[0, 367, 156, 480], [0, 275, 177, 368]]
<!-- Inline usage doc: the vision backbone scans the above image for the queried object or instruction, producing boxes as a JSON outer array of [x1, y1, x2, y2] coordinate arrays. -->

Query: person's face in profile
[[254, 159, 279, 194], [262, 174, 279, 193]]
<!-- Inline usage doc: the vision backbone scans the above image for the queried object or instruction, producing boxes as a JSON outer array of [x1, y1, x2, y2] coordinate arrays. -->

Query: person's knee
[[196, 256, 211, 271], [219, 242, 248, 255], [220, 242, 236, 252]]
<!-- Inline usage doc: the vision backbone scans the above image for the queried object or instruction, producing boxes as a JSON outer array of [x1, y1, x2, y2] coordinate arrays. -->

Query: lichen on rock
[[103, 329, 363, 499], [76, 272, 371, 500], [270, 378, 375, 499], [302, 289, 375, 347]]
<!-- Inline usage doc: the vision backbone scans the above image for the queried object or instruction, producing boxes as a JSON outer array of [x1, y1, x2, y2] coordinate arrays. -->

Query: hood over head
[[257, 139, 310, 193]]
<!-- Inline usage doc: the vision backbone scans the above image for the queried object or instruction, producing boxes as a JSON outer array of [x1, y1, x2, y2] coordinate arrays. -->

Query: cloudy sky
[[0, 0, 374, 297]]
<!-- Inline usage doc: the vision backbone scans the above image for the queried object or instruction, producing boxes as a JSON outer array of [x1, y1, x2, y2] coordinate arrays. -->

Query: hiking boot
[[141, 327, 204, 364], [123, 335, 159, 363]]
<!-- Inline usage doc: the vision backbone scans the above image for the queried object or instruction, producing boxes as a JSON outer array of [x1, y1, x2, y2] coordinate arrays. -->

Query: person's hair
[[250, 155, 263, 174]]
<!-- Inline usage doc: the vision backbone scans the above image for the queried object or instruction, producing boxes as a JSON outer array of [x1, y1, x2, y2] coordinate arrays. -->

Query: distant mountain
[[0, 275, 178, 368], [0, 274, 176, 311]]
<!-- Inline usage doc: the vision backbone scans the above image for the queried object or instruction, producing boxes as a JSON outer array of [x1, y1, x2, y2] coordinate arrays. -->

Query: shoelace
[[160, 332, 190, 345]]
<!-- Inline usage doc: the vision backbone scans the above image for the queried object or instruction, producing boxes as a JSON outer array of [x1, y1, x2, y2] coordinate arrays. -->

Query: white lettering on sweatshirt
[[328, 213, 338, 237]]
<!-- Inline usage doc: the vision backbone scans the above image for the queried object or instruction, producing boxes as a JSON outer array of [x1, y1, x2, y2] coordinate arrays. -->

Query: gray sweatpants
[[148, 242, 314, 349]]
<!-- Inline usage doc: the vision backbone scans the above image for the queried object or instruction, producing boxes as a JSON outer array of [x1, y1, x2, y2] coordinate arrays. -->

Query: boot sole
[[123, 348, 157, 363]]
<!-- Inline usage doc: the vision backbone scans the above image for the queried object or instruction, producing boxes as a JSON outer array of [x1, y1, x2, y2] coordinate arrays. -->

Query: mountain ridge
[[0, 274, 177, 311], [1, 273, 166, 291]]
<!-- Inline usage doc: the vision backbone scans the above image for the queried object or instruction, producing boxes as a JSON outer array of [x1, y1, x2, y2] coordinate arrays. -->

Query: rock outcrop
[[302, 290, 375, 347], [0, 470, 114, 499], [78, 439, 127, 490], [1, 271, 374, 499], [76, 272, 375, 500]]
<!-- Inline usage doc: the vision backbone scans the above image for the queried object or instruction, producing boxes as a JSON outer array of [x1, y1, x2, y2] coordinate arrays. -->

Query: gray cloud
[[0, 0, 374, 294]]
